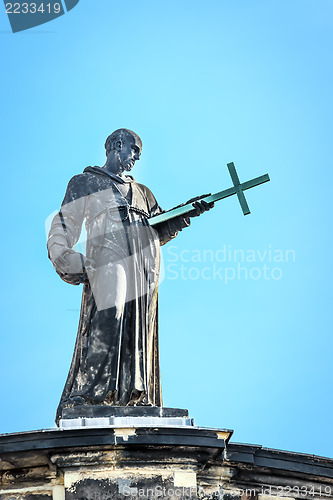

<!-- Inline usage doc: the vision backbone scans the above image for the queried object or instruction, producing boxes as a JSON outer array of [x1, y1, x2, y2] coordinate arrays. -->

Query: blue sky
[[0, 0, 332, 458]]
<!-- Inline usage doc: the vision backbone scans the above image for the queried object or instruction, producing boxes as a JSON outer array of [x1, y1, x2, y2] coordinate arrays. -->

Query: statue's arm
[[140, 184, 191, 246], [47, 175, 91, 285], [153, 211, 191, 246]]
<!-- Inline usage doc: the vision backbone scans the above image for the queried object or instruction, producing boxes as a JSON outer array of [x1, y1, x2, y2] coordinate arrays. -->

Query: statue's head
[[105, 129, 142, 172]]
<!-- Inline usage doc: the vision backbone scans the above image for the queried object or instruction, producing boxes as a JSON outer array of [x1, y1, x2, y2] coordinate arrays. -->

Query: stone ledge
[[0, 425, 232, 456]]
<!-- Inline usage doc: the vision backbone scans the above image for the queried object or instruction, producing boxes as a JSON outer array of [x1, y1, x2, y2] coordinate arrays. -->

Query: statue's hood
[[84, 166, 135, 184]]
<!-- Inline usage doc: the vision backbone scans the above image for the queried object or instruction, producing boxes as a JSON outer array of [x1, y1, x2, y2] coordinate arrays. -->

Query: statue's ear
[[114, 140, 122, 152]]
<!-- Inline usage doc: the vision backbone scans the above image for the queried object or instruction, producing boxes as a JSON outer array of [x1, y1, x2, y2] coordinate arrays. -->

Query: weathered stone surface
[[1, 495, 52, 500], [0, 426, 332, 500], [61, 405, 189, 420]]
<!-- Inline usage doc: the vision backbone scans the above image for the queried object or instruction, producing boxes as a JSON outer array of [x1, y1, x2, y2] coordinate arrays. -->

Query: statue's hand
[[186, 193, 215, 218], [54, 250, 95, 283]]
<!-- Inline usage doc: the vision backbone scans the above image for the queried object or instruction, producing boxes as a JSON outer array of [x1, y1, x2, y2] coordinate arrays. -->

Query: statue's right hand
[[54, 251, 95, 278], [185, 193, 214, 218]]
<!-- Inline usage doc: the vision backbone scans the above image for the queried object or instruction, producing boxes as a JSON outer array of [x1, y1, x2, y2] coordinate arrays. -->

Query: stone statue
[[48, 129, 213, 421]]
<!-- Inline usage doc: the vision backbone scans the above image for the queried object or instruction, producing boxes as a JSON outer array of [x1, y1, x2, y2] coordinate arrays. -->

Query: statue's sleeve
[[142, 185, 190, 246], [47, 175, 87, 284]]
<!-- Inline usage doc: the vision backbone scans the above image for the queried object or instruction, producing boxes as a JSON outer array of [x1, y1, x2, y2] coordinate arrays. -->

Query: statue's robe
[[47, 167, 189, 420]]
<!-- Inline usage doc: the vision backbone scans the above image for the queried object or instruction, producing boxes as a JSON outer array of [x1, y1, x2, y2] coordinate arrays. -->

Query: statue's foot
[[62, 396, 86, 408], [103, 390, 117, 405], [127, 390, 153, 406]]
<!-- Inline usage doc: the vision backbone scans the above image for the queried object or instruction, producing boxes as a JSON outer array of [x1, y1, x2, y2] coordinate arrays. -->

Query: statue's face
[[119, 135, 142, 172]]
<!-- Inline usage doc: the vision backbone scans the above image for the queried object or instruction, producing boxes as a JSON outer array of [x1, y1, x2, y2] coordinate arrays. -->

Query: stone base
[[58, 405, 194, 429], [61, 405, 189, 419]]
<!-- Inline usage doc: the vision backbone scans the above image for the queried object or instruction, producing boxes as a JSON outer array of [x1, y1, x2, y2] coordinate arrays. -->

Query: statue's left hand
[[186, 194, 215, 218]]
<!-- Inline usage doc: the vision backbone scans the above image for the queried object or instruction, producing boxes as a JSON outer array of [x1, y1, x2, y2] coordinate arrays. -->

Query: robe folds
[[47, 166, 189, 420]]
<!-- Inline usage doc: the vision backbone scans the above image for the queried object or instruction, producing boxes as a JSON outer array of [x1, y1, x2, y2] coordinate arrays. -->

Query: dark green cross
[[149, 162, 270, 226]]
